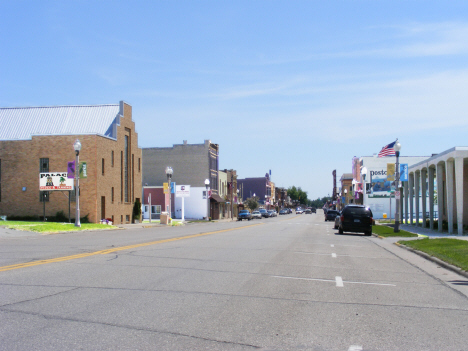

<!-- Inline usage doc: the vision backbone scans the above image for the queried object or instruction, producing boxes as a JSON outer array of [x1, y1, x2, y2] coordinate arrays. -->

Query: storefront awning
[[210, 194, 226, 203]]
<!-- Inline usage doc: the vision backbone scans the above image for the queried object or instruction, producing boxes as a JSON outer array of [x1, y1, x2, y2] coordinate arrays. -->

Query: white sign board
[[395, 190, 400, 200], [39, 172, 74, 191], [176, 185, 191, 197]]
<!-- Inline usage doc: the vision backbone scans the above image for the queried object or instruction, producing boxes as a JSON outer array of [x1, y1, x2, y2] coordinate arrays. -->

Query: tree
[[245, 196, 259, 211], [287, 186, 309, 205], [132, 198, 141, 222]]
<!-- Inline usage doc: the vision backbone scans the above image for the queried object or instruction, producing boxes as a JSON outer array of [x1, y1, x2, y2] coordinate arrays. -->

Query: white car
[[251, 211, 262, 219], [296, 209, 304, 214]]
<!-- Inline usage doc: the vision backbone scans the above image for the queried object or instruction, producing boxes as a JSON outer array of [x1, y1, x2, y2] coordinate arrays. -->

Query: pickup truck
[[238, 210, 252, 221]]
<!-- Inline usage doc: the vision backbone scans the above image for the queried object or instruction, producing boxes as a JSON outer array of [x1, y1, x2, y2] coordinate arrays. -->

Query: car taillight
[[370, 217, 373, 224], [340, 215, 344, 222]]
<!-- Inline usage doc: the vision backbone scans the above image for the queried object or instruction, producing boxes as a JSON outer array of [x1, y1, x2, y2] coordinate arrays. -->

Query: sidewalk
[[399, 223, 468, 240]]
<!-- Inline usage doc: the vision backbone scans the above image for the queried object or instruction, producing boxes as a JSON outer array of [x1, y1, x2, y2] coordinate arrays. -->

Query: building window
[[112, 215, 114, 224], [40, 158, 49, 173], [102, 158, 105, 175], [39, 191, 49, 202], [138, 158, 141, 172], [111, 151, 114, 167], [40, 158, 49, 202], [126, 215, 130, 223], [124, 136, 129, 202], [121, 215, 123, 223], [111, 187, 114, 203], [121, 151, 123, 202], [152, 205, 161, 214], [70, 188, 76, 202]]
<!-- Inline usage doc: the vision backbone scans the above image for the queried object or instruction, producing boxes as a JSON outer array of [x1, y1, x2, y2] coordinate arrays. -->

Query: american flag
[[378, 141, 396, 157]]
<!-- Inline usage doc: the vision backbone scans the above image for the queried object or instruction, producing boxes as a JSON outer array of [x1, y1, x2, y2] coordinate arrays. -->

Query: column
[[455, 157, 464, 236], [415, 171, 420, 227], [421, 169, 427, 228], [429, 167, 435, 230], [404, 180, 409, 224], [409, 173, 414, 225], [436, 163, 444, 233], [446, 159, 454, 234]]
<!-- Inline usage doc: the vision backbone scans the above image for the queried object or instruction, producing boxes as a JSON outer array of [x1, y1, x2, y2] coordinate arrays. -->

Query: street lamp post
[[361, 167, 367, 206], [165, 167, 173, 221], [394, 139, 402, 232], [205, 179, 210, 221], [73, 139, 81, 227]]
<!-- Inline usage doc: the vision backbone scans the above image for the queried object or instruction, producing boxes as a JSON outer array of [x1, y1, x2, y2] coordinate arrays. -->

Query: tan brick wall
[[0, 102, 142, 224]]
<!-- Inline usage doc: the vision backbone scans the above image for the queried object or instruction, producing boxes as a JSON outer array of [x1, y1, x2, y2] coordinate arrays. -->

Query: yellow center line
[[0, 223, 264, 272], [279, 215, 302, 221]]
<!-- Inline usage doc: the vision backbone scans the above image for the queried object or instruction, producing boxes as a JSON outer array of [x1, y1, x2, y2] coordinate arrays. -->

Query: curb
[[394, 242, 468, 279]]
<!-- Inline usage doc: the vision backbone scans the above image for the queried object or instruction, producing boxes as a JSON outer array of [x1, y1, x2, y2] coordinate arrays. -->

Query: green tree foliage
[[309, 196, 332, 208], [287, 186, 309, 205], [245, 197, 259, 211], [133, 198, 142, 220]]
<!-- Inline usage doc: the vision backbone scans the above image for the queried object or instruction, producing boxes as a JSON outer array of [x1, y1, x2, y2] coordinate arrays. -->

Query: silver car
[[251, 211, 262, 219]]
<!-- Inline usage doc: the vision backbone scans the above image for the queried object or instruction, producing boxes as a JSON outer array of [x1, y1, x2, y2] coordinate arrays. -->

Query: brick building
[[142, 140, 223, 219], [0, 101, 142, 224], [238, 173, 272, 208]]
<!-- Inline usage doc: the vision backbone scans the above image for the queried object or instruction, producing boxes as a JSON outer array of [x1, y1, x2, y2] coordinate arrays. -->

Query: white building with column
[[405, 147, 468, 236], [358, 155, 429, 219]]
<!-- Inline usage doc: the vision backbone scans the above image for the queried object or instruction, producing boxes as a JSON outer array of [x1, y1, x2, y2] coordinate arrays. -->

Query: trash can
[[160, 212, 170, 225]]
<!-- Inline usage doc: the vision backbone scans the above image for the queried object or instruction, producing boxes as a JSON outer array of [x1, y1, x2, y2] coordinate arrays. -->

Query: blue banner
[[400, 164, 408, 181], [170, 182, 176, 193]]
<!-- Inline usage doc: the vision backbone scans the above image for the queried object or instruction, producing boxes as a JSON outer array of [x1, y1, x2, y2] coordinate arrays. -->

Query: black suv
[[338, 205, 373, 236], [325, 210, 339, 221]]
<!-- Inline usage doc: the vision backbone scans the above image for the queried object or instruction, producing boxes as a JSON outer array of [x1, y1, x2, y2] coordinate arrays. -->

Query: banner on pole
[[400, 164, 408, 181], [386, 163, 395, 181]]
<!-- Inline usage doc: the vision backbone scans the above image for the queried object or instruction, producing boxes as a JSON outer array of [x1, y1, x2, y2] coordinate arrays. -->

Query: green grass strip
[[398, 238, 468, 271], [0, 221, 115, 233], [372, 224, 418, 237]]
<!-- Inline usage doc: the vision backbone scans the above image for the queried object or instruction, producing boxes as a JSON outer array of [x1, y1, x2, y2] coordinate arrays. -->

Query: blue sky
[[1, 1, 468, 199]]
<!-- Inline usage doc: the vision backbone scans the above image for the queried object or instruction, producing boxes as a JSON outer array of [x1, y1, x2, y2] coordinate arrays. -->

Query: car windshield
[[240, 210, 249, 214]]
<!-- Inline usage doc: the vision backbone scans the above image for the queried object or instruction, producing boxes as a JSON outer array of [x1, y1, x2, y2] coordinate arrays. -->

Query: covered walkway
[[403, 147, 468, 236]]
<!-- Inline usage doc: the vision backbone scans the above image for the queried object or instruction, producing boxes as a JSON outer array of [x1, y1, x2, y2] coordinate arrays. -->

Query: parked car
[[310, 207, 316, 213], [338, 205, 373, 236], [251, 211, 262, 219], [259, 208, 269, 218], [325, 209, 339, 221], [267, 210, 277, 217], [304, 209, 312, 214], [279, 209, 288, 215], [296, 209, 304, 214], [238, 210, 252, 221]]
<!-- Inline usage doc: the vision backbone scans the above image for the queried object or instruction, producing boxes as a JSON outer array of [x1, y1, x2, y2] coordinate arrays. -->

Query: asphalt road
[[1, 212, 468, 350]]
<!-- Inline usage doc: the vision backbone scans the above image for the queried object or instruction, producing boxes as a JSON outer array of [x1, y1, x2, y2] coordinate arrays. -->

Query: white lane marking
[[272, 275, 335, 283], [345, 280, 396, 287], [272, 275, 396, 287], [348, 346, 363, 351], [295, 252, 336, 256], [331, 244, 334, 247], [336, 276, 344, 287], [332, 253, 337, 258]]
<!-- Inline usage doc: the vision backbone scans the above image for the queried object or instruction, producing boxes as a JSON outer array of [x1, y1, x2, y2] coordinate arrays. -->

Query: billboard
[[39, 172, 74, 191], [368, 172, 391, 198]]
